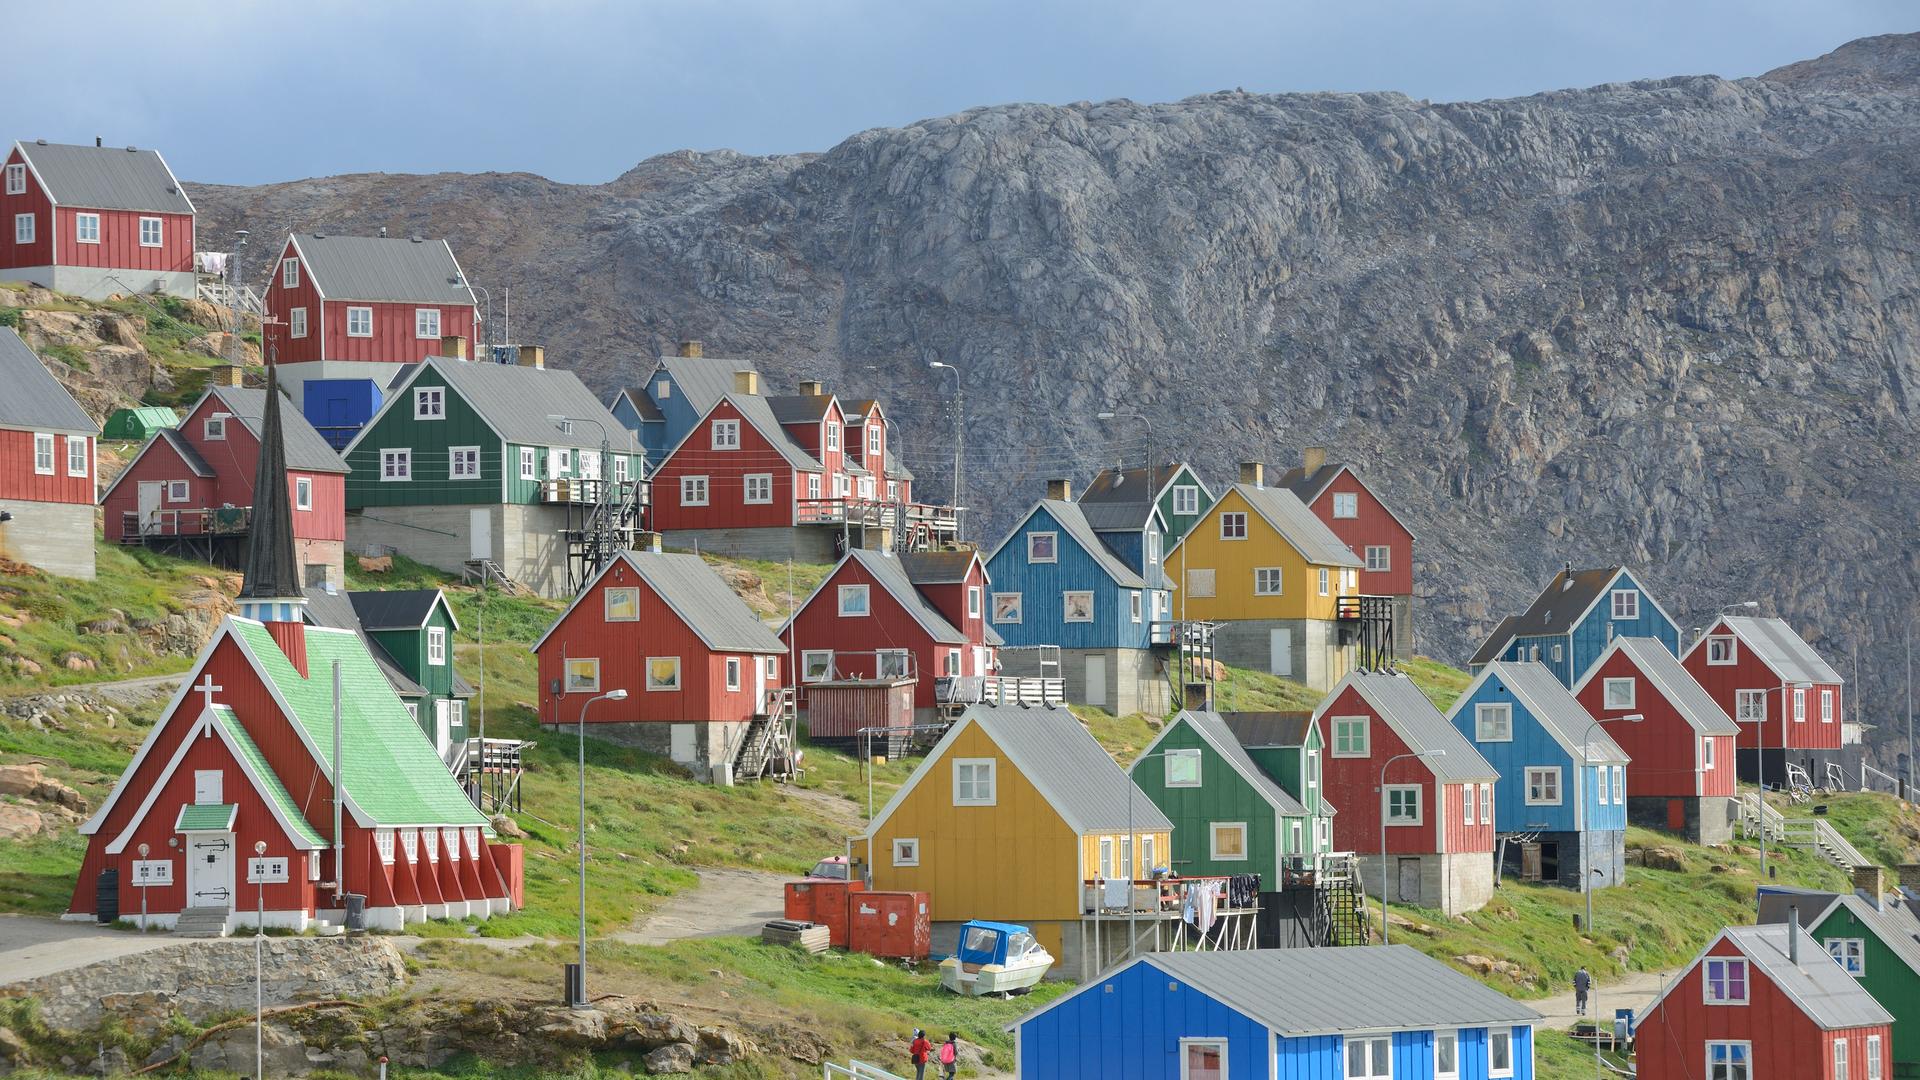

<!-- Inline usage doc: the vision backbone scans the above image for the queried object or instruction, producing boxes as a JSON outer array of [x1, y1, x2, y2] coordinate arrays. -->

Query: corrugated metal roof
[[1607, 638, 1739, 736], [1079, 464, 1186, 505], [1468, 614, 1521, 667], [1722, 616, 1846, 685], [0, 327, 96, 435], [1035, 499, 1148, 589], [301, 587, 427, 697], [1234, 484, 1364, 567], [1500, 566, 1624, 639], [723, 393, 824, 471], [1079, 501, 1157, 532], [212, 708, 327, 847], [766, 394, 834, 425], [609, 388, 664, 423], [1341, 672, 1500, 782], [1760, 889, 1920, 986], [289, 234, 476, 305], [1274, 462, 1343, 505], [1485, 661, 1629, 762], [656, 355, 756, 419], [1220, 711, 1315, 748], [628, 552, 787, 654], [898, 550, 979, 585], [1173, 711, 1308, 815], [966, 705, 1172, 834], [350, 588, 452, 631], [416, 357, 635, 454], [15, 141, 193, 214], [175, 803, 238, 831], [206, 386, 347, 473], [849, 549, 968, 645], [1722, 924, 1893, 1030]]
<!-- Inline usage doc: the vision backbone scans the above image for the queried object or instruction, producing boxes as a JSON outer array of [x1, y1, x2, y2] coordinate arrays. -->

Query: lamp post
[[1751, 680, 1812, 879], [572, 687, 628, 1009], [253, 838, 267, 1080], [1377, 749, 1446, 945], [136, 842, 149, 930], [928, 361, 962, 542]]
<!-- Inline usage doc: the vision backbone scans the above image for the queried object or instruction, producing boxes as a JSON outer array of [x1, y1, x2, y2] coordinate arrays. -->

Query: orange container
[[784, 880, 819, 922], [848, 890, 931, 960], [811, 879, 866, 947]]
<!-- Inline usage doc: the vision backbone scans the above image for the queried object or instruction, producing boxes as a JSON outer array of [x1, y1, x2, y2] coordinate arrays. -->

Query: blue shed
[[1448, 660, 1631, 891], [302, 377, 384, 450], [1466, 566, 1680, 687], [1010, 946, 1540, 1080]]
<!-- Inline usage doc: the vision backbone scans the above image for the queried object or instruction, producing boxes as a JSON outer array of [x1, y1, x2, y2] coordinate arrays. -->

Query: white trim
[[1330, 715, 1369, 758], [1177, 1037, 1228, 1080], [838, 583, 870, 617], [1603, 678, 1636, 710], [1702, 956, 1750, 1005], [1383, 784, 1423, 826], [426, 626, 447, 666], [294, 475, 312, 510], [414, 307, 442, 340], [448, 445, 481, 480], [346, 305, 373, 337], [1524, 767, 1562, 806], [1026, 531, 1058, 563], [1063, 590, 1094, 623], [1706, 635, 1737, 665], [138, 215, 163, 247], [31, 432, 54, 474], [801, 650, 833, 682], [743, 472, 772, 504], [952, 757, 997, 806], [563, 657, 602, 693], [380, 448, 412, 481], [1474, 702, 1513, 742], [645, 655, 682, 692], [1487, 1028, 1515, 1078], [528, 550, 785, 656], [1434, 1028, 1459, 1080], [74, 211, 100, 244], [1705, 1040, 1752, 1080], [1209, 821, 1249, 861], [104, 707, 324, 854], [1253, 566, 1283, 595], [65, 435, 88, 478], [1163, 747, 1202, 788], [1449, 661, 1628, 762], [892, 837, 920, 867], [1131, 712, 1302, 821], [603, 586, 640, 622]]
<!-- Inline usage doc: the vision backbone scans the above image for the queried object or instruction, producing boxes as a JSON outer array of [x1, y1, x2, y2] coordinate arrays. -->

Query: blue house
[[607, 343, 759, 472], [984, 481, 1170, 715], [1010, 946, 1541, 1080], [1466, 565, 1680, 686], [1075, 485, 1171, 590], [1448, 661, 1631, 891]]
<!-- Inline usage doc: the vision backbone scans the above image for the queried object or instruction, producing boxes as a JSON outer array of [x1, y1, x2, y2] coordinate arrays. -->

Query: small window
[[564, 658, 600, 693], [1210, 822, 1248, 861], [449, 446, 480, 479], [75, 212, 100, 243], [1611, 589, 1640, 620], [1706, 635, 1736, 665], [1186, 568, 1216, 597], [1706, 1042, 1749, 1080], [413, 387, 445, 419], [1597, 765, 1611, 805], [867, 425, 883, 456], [1129, 591, 1142, 623], [725, 657, 742, 691], [1331, 716, 1368, 757], [614, 456, 629, 483], [743, 473, 772, 504], [604, 587, 639, 621], [1435, 1029, 1459, 1079], [426, 626, 446, 666], [346, 306, 373, 337], [944, 649, 960, 676], [414, 308, 442, 339], [1479, 782, 1493, 825], [953, 758, 996, 806], [1613, 765, 1625, 803], [1385, 785, 1422, 825], [1345, 1034, 1390, 1079], [1318, 568, 1330, 596], [1027, 532, 1057, 563], [1489, 1030, 1514, 1078], [1828, 937, 1865, 976], [1364, 545, 1390, 571], [1701, 737, 1716, 770], [968, 586, 982, 619], [991, 592, 1022, 624], [824, 421, 841, 451], [380, 448, 412, 481], [518, 447, 536, 480], [3, 163, 23, 194], [877, 649, 910, 679], [646, 656, 681, 691], [1836, 1038, 1850, 1080], [1794, 688, 1807, 723], [1526, 767, 1561, 805], [294, 476, 312, 510], [1219, 512, 1248, 540], [1603, 678, 1636, 709], [139, 217, 163, 247], [802, 651, 834, 682], [1736, 689, 1767, 722], [1822, 689, 1835, 723], [1463, 786, 1475, 826], [1475, 702, 1513, 742], [1063, 591, 1094, 623], [711, 419, 741, 449], [1172, 485, 1199, 515], [892, 838, 919, 867], [838, 584, 870, 617], [549, 447, 570, 477], [806, 473, 822, 499], [1869, 1035, 1883, 1080], [680, 475, 709, 506], [289, 307, 308, 339], [65, 435, 87, 477], [13, 213, 34, 244], [1254, 567, 1283, 595], [1331, 492, 1359, 519], [282, 258, 299, 289], [1164, 748, 1202, 788], [200, 413, 224, 440], [167, 479, 190, 502], [1704, 957, 1749, 1004]]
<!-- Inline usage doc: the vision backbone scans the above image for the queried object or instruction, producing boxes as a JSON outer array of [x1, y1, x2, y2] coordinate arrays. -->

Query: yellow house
[[858, 703, 1171, 976], [1167, 463, 1365, 691]]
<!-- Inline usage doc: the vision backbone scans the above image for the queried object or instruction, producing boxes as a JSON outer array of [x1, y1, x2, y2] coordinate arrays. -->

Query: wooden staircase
[[734, 688, 798, 782], [1315, 854, 1371, 946], [1783, 817, 1874, 874]]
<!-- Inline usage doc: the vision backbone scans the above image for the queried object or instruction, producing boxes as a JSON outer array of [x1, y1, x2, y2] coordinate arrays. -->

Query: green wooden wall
[[1157, 465, 1215, 545], [1132, 719, 1291, 881], [1812, 905, 1920, 1073]]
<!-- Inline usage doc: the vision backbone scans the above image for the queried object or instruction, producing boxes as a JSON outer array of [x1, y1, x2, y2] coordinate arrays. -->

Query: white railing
[[979, 675, 1066, 707], [1782, 817, 1873, 872], [1861, 762, 1904, 796], [824, 1062, 906, 1080], [1738, 792, 1785, 843]]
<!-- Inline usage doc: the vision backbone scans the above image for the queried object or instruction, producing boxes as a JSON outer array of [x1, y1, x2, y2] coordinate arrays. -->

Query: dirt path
[[617, 867, 792, 946], [783, 783, 868, 834], [1530, 965, 1684, 1030], [0, 913, 178, 984]]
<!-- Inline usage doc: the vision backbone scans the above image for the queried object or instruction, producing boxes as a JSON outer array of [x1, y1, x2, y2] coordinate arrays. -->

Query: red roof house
[[1277, 447, 1417, 657], [1681, 615, 1846, 787], [1, 140, 196, 299], [0, 327, 98, 578]]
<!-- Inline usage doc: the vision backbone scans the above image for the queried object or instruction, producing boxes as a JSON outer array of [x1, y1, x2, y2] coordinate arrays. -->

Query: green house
[[102, 405, 179, 441], [1130, 710, 1329, 881], [1762, 887, 1920, 1076], [338, 356, 646, 597], [1220, 712, 1336, 847], [304, 586, 472, 762], [1079, 462, 1215, 546]]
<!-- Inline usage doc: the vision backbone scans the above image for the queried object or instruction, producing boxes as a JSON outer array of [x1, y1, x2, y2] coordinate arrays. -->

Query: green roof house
[[305, 586, 472, 761], [102, 406, 179, 441]]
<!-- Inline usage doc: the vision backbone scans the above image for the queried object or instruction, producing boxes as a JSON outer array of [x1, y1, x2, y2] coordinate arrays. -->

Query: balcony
[[794, 497, 959, 535], [118, 506, 252, 540], [541, 477, 648, 506]]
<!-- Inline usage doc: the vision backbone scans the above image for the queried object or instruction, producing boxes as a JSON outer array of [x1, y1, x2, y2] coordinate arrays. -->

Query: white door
[[1085, 654, 1108, 708], [753, 657, 768, 712], [193, 770, 223, 804], [669, 723, 697, 765], [433, 700, 453, 758], [137, 481, 163, 531], [1269, 628, 1294, 678], [184, 831, 235, 911], [469, 508, 492, 561]]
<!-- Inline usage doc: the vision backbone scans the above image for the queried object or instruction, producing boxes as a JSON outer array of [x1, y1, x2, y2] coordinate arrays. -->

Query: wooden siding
[[1156, 465, 1213, 545], [1315, 685, 1491, 856], [1683, 617, 1844, 752], [0, 428, 92, 503], [1450, 671, 1626, 835], [1167, 487, 1357, 623], [263, 238, 325, 366], [984, 504, 1163, 651], [1495, 572, 1679, 686], [650, 398, 799, 531], [1130, 718, 1294, 880], [0, 147, 54, 270], [55, 207, 192, 273], [1305, 469, 1413, 597], [344, 366, 499, 509], [1809, 904, 1920, 1071], [319, 299, 475, 365], [1016, 959, 1273, 1080], [1575, 648, 1734, 799], [782, 557, 993, 710]]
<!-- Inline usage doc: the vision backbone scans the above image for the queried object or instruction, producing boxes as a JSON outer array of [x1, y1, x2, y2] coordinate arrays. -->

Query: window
[[13, 213, 34, 244], [604, 587, 639, 621], [876, 649, 910, 679], [282, 258, 299, 289], [1063, 591, 1094, 623], [1525, 767, 1562, 805], [346, 306, 372, 337], [892, 838, 919, 867], [27, 432, 52, 474], [680, 475, 708, 506], [1332, 716, 1368, 757], [740, 473, 773, 504], [1702, 737, 1716, 770], [1794, 688, 1807, 723], [614, 456, 629, 483], [1434, 1030, 1458, 1078], [1364, 545, 1391, 571], [1704, 958, 1749, 1004], [1489, 1030, 1513, 1077], [564, 658, 600, 693], [1345, 1035, 1390, 1078], [1736, 689, 1766, 722], [838, 584, 870, 617], [1186, 568, 1216, 597], [1210, 822, 1248, 861], [380, 448, 411, 481], [413, 387, 446, 419], [953, 758, 996, 806], [1143, 834, 1157, 873], [3, 163, 23, 194], [867, 425, 882, 456], [1219, 512, 1248, 540], [711, 419, 740, 449], [294, 476, 312, 510], [1707, 635, 1736, 665], [1611, 589, 1639, 620], [449, 446, 480, 479], [968, 586, 982, 619], [139, 217, 162, 247], [1828, 937, 1865, 976], [1869, 1035, 1883, 1080], [518, 447, 536, 481], [991, 593, 1022, 624], [1475, 703, 1513, 742], [1254, 567, 1283, 595], [1822, 689, 1835, 723], [63, 435, 87, 477], [1705, 1042, 1750, 1080], [1836, 1038, 1850, 1080], [646, 656, 681, 691], [1027, 532, 1057, 563], [1464, 786, 1475, 826], [824, 421, 841, 451], [1613, 766, 1625, 803], [1181, 1039, 1226, 1080], [425, 626, 446, 666], [801, 651, 833, 682], [414, 308, 441, 339], [289, 307, 307, 339], [1603, 678, 1636, 709], [1385, 785, 1422, 825], [805, 473, 822, 499], [1164, 748, 1202, 788], [1318, 568, 1330, 596], [1332, 492, 1359, 519], [1129, 591, 1142, 623], [886, 480, 898, 501], [1145, 529, 1161, 567], [167, 480, 189, 502], [1479, 782, 1493, 825], [1597, 765, 1610, 805], [725, 657, 742, 691], [75, 212, 99, 243], [944, 649, 961, 676], [1172, 485, 1199, 515]]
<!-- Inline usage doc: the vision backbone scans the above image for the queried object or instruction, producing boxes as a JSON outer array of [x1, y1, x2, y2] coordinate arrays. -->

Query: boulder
[[0, 803, 46, 839], [1643, 846, 1689, 872], [619, 1011, 699, 1051], [643, 1042, 696, 1074], [696, 1025, 754, 1064]]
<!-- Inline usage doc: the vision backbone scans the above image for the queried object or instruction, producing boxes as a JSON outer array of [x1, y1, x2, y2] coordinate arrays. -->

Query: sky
[[11, 1, 1914, 186]]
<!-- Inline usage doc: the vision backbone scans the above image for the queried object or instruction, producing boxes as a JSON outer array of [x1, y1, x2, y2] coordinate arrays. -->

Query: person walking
[[908, 1029, 932, 1080], [1573, 966, 1591, 1017], [939, 1032, 959, 1079]]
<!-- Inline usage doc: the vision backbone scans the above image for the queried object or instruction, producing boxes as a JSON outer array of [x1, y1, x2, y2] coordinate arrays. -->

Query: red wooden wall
[[652, 398, 800, 531], [317, 299, 475, 365], [781, 558, 993, 710], [55, 207, 193, 273], [1577, 649, 1735, 798], [1306, 470, 1413, 597], [0, 147, 54, 270], [0, 428, 93, 503], [1683, 619, 1843, 752], [912, 559, 991, 648], [263, 238, 322, 365], [1315, 685, 1491, 856]]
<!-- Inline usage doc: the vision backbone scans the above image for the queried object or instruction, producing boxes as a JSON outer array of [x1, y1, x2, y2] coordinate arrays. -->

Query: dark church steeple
[[236, 364, 309, 675]]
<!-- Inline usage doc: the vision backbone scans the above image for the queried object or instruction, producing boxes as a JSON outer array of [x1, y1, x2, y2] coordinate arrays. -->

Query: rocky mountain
[[189, 34, 1920, 750]]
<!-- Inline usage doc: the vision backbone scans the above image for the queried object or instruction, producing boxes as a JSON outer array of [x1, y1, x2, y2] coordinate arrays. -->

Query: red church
[[71, 369, 518, 933], [1, 139, 196, 300], [1278, 447, 1417, 657], [1681, 615, 1846, 788], [101, 384, 348, 587], [0, 327, 98, 578]]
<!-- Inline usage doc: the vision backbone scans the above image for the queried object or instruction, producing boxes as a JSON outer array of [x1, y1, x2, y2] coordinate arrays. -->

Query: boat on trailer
[[938, 920, 1053, 996]]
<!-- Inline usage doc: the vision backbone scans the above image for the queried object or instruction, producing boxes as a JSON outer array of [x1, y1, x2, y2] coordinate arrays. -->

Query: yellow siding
[[1079, 830, 1174, 879], [1167, 487, 1357, 622]]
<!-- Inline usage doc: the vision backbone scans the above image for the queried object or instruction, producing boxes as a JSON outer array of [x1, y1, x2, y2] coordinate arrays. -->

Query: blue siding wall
[[1017, 961, 1271, 1080], [1567, 571, 1678, 686], [648, 369, 707, 468], [1452, 672, 1584, 833], [985, 505, 1159, 650], [609, 397, 668, 470], [1274, 1034, 1340, 1079], [303, 378, 383, 451], [1497, 633, 1575, 686]]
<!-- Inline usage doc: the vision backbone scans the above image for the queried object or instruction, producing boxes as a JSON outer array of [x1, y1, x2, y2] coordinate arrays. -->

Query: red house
[[1, 139, 196, 300], [1574, 637, 1740, 845], [101, 385, 348, 587], [780, 548, 999, 719], [1636, 922, 1891, 1080], [0, 326, 98, 578], [531, 550, 789, 782], [1278, 447, 1416, 656], [1312, 670, 1497, 915], [1681, 615, 1847, 788]]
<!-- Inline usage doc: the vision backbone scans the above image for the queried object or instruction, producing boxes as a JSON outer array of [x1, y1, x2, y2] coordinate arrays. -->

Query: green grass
[[1400, 655, 1474, 710], [1780, 790, 1920, 867], [1536, 1029, 1627, 1077], [686, 551, 835, 623]]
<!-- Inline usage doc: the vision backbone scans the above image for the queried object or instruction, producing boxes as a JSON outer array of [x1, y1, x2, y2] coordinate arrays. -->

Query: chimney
[[1047, 478, 1072, 501], [1561, 562, 1576, 591], [1239, 462, 1265, 488], [647, 532, 663, 553], [517, 344, 545, 369], [733, 370, 760, 395], [439, 335, 467, 361], [677, 339, 704, 358], [1854, 865, 1887, 909], [1898, 864, 1920, 891], [211, 365, 245, 388], [1788, 906, 1800, 964], [1302, 446, 1326, 474], [378, 226, 388, 238], [94, 136, 102, 148], [799, 380, 825, 397]]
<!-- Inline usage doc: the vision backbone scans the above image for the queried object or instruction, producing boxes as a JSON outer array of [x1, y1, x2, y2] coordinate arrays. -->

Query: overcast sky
[[11, 1, 1913, 186]]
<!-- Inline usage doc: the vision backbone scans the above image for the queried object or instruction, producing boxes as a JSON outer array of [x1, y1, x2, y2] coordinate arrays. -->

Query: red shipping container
[[848, 891, 931, 960], [784, 879, 865, 946]]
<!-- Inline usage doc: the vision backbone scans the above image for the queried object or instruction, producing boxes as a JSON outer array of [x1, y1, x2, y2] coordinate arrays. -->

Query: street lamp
[[253, 838, 267, 1080], [572, 687, 628, 1009], [1377, 749, 1446, 945], [928, 361, 962, 542]]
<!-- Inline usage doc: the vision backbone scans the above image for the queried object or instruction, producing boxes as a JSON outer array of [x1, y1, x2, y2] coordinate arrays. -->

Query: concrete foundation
[[7, 264, 195, 300], [1627, 794, 1736, 846], [1737, 747, 1847, 790], [1211, 618, 1352, 692], [657, 525, 880, 563], [348, 503, 575, 598], [296, 538, 345, 589], [1499, 829, 1627, 890], [1391, 593, 1414, 660], [0, 499, 95, 579], [1000, 646, 1168, 716], [553, 719, 752, 783], [1356, 850, 1495, 916]]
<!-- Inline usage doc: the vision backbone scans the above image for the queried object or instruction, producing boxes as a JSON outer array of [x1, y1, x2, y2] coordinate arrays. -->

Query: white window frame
[[1164, 748, 1202, 788], [838, 584, 870, 617], [13, 213, 34, 244], [1525, 767, 1562, 806], [1794, 688, 1807, 723], [1479, 782, 1493, 825], [867, 424, 882, 456], [414, 307, 442, 340], [282, 258, 299, 289], [1318, 568, 1330, 596], [1735, 689, 1766, 723], [549, 447, 569, 477], [1828, 937, 1865, 976], [1489, 1029, 1514, 1078], [1331, 492, 1359, 519], [991, 592, 1022, 624], [74, 212, 100, 244], [1869, 1035, 1883, 1080], [1345, 1033, 1391, 1079], [725, 656, 742, 692], [3, 163, 24, 195], [1705, 1041, 1750, 1080], [1837, 1037, 1850, 1080], [646, 655, 682, 692], [1463, 785, 1475, 827], [426, 626, 447, 666], [518, 447, 536, 481], [1611, 589, 1640, 620], [1254, 567, 1283, 595], [449, 445, 480, 480], [294, 475, 312, 510], [30, 433, 52, 475], [614, 455, 629, 483], [680, 475, 709, 506], [167, 479, 190, 502], [1026, 532, 1057, 563], [1613, 765, 1625, 804], [1822, 689, 1835, 723], [1384, 784, 1423, 826], [1707, 635, 1737, 665], [1475, 702, 1513, 742], [1331, 716, 1369, 758], [1180, 1038, 1228, 1080], [1603, 678, 1636, 710], [1209, 822, 1249, 862], [1701, 737, 1716, 771], [944, 649, 961, 677], [604, 587, 639, 622], [801, 650, 833, 683], [66, 435, 87, 477], [1365, 545, 1391, 571], [743, 473, 772, 504], [876, 649, 911, 680], [824, 421, 841, 451], [564, 658, 600, 693], [1063, 591, 1094, 624], [953, 758, 996, 806], [138, 216, 162, 247], [1434, 1029, 1459, 1079], [892, 838, 919, 867], [1551, 643, 1564, 664], [968, 586, 982, 620], [289, 306, 308, 339], [346, 306, 373, 337], [711, 419, 741, 450], [204, 414, 228, 441], [380, 448, 412, 482], [1219, 511, 1248, 540], [1129, 590, 1142, 623], [413, 387, 444, 420], [1597, 765, 1611, 805], [1703, 957, 1749, 1004], [1172, 485, 1199, 516]]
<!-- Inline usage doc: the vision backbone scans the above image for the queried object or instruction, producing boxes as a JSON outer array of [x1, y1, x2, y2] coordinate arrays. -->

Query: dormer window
[[711, 419, 741, 449], [825, 421, 841, 451], [867, 425, 882, 456]]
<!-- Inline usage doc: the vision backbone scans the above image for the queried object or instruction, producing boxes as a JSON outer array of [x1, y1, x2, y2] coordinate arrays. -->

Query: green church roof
[[175, 804, 237, 831], [212, 706, 327, 847]]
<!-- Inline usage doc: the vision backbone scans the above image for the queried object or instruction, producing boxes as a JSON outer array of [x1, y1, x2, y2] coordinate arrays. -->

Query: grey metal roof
[[1468, 614, 1521, 667], [725, 393, 824, 470], [1721, 616, 1846, 685], [302, 587, 426, 697], [153, 428, 214, 477], [288, 234, 476, 305], [1341, 672, 1500, 782], [848, 549, 968, 645], [965, 705, 1172, 834], [347, 589, 455, 632], [1170, 711, 1308, 815], [0, 327, 96, 435], [626, 552, 786, 655], [1234, 483, 1364, 567], [1220, 711, 1316, 748], [886, 460, 915, 481], [898, 550, 980, 585], [206, 387, 348, 473], [1761, 889, 1920, 986], [655, 355, 756, 419], [411, 357, 636, 454], [1274, 462, 1344, 506], [609, 388, 664, 423], [14, 141, 193, 214], [766, 394, 834, 425], [1034, 499, 1148, 589], [1604, 638, 1739, 736], [1079, 464, 1188, 505], [1719, 924, 1893, 1030], [1079, 501, 1158, 533], [1483, 661, 1629, 762]]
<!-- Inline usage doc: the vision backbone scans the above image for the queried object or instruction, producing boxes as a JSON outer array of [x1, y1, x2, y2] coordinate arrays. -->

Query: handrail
[[824, 1063, 906, 1080]]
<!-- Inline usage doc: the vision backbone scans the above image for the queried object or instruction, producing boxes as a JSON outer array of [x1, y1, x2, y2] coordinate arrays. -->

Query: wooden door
[[1667, 798, 1686, 833], [185, 831, 234, 911], [137, 481, 163, 531]]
